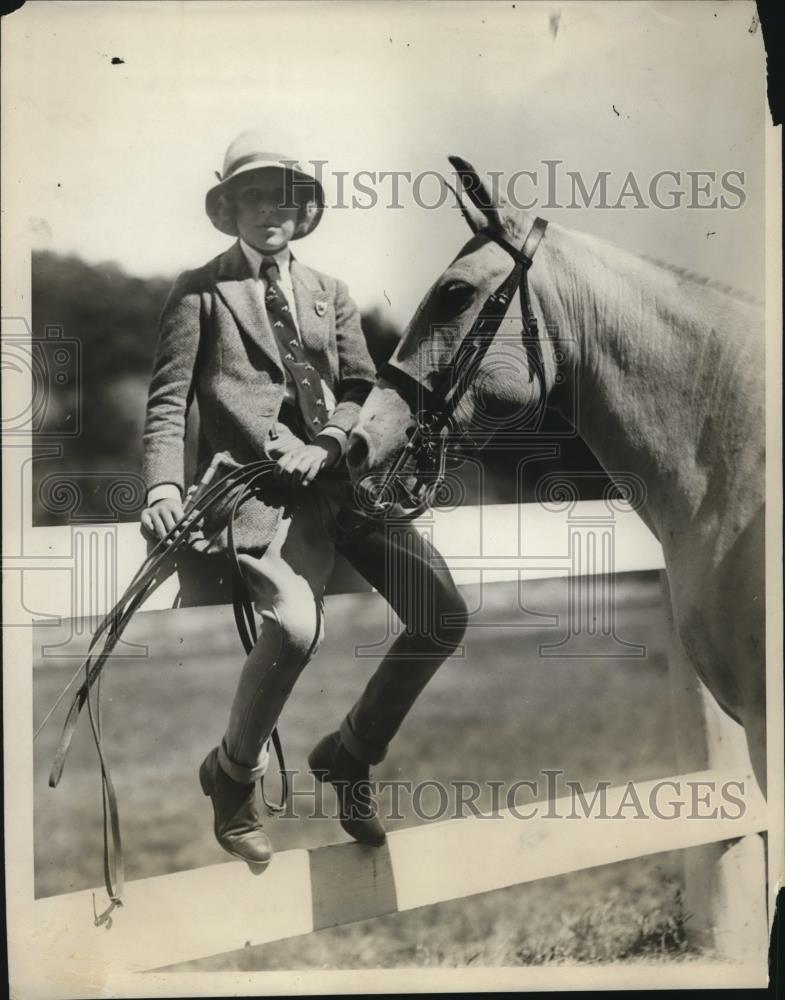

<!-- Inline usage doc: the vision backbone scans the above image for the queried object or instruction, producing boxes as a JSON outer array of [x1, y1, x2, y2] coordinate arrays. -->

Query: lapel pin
[[315, 301, 327, 317]]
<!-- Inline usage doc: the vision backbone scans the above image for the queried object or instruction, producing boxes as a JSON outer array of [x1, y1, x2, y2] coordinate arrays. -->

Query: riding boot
[[199, 746, 273, 873], [308, 732, 387, 847]]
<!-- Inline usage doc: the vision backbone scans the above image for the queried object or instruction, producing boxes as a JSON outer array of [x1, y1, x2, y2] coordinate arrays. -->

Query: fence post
[[661, 571, 768, 964]]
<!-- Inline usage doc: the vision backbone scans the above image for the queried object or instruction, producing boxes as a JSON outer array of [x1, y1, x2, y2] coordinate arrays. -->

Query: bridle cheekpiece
[[363, 181, 548, 521]]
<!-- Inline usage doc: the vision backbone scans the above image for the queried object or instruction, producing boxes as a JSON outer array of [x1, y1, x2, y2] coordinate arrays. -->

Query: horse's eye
[[434, 280, 475, 316]]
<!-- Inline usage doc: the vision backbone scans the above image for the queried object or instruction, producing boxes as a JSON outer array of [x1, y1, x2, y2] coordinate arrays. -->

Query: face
[[347, 234, 518, 497], [347, 156, 555, 508], [232, 169, 301, 253]]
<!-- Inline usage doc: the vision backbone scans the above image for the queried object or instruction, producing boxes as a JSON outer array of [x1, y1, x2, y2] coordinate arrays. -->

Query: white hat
[[205, 130, 325, 238]]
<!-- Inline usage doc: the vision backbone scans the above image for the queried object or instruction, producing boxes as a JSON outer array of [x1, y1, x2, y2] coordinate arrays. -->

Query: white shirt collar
[[239, 239, 292, 283]]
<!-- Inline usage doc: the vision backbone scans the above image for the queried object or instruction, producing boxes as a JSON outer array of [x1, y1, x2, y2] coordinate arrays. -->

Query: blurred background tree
[[31, 251, 609, 526]]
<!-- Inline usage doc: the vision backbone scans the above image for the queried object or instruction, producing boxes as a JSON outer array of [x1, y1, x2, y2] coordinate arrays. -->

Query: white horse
[[347, 158, 767, 795]]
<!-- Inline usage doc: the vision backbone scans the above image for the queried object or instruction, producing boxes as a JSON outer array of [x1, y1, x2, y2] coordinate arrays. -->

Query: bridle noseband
[[362, 216, 549, 519]]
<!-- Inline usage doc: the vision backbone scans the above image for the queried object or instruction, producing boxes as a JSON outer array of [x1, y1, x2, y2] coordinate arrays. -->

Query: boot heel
[[199, 757, 213, 797], [246, 860, 270, 876]]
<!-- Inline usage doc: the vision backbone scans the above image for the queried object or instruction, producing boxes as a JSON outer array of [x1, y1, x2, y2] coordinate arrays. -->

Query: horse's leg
[[723, 508, 767, 798], [672, 509, 767, 799]]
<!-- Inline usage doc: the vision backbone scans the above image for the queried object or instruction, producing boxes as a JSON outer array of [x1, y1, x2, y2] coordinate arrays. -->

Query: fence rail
[[30, 768, 766, 975], [16, 502, 769, 981], [10, 500, 665, 623]]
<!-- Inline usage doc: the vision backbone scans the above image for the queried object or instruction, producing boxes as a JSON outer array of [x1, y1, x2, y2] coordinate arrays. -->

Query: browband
[[489, 216, 548, 269]]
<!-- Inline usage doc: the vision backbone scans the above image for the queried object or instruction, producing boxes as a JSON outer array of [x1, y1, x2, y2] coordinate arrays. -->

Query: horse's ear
[[442, 178, 486, 234], [448, 155, 505, 234]]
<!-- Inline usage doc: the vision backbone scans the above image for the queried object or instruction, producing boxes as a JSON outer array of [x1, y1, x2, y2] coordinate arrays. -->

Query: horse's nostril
[[347, 433, 370, 470]]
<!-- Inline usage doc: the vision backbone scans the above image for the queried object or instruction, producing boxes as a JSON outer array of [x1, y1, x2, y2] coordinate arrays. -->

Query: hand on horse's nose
[[347, 430, 370, 474]]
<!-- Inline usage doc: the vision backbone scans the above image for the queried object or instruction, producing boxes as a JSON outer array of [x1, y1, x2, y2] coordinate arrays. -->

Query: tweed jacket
[[142, 240, 376, 554]]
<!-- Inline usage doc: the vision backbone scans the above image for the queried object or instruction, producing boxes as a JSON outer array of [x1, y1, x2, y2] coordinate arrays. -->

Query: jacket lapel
[[290, 258, 330, 356], [215, 242, 284, 375]]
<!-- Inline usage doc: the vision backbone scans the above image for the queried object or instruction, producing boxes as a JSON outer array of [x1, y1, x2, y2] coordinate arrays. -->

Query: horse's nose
[[347, 429, 371, 473]]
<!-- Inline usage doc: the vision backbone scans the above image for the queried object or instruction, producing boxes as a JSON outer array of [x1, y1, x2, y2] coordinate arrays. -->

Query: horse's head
[[348, 156, 563, 508]]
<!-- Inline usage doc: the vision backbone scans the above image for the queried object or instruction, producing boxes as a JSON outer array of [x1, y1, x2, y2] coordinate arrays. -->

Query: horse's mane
[[499, 201, 763, 310], [635, 252, 763, 309]]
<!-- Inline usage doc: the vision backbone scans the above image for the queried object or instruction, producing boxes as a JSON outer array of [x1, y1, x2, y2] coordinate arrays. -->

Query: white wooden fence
[[8, 501, 770, 987]]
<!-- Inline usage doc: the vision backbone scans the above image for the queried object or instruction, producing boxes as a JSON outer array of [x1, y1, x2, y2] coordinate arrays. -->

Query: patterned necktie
[[259, 257, 327, 441]]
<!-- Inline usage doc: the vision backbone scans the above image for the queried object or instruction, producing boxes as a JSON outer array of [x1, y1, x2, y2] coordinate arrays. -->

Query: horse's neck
[[530, 222, 765, 546]]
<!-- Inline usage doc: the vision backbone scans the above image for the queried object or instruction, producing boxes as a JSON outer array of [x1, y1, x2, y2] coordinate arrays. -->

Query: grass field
[[33, 570, 710, 968]]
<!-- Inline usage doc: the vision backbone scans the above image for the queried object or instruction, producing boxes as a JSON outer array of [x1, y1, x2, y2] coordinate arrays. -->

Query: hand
[[274, 438, 342, 487], [141, 497, 185, 544], [264, 423, 306, 461]]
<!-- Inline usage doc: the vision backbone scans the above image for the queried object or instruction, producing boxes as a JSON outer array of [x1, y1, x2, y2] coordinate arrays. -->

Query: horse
[[346, 156, 767, 796]]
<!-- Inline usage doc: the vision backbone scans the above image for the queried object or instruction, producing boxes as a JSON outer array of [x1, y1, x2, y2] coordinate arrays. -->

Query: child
[[141, 131, 467, 871]]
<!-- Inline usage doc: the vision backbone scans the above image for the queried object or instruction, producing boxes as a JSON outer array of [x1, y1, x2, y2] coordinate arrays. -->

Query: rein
[[37, 452, 357, 924], [365, 217, 548, 517]]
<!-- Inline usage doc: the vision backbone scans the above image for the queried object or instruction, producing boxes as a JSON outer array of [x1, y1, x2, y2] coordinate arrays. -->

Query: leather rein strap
[[40, 454, 303, 923], [372, 217, 548, 512]]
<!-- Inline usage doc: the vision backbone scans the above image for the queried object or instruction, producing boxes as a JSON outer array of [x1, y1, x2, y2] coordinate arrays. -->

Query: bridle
[[361, 214, 549, 520]]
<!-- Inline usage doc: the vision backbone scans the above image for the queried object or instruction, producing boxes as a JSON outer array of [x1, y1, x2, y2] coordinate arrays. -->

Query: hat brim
[[205, 161, 325, 238]]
